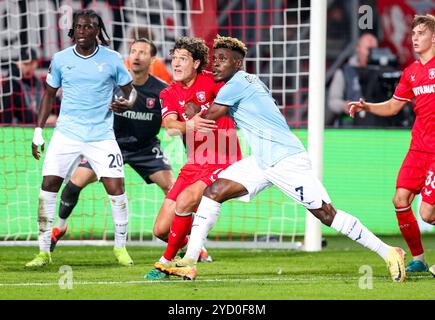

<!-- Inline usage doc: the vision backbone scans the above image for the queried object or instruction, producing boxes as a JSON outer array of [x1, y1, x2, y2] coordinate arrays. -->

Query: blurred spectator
[[125, 27, 172, 84], [327, 33, 379, 127], [327, 2, 350, 40], [326, 2, 350, 68], [1, 48, 58, 125]]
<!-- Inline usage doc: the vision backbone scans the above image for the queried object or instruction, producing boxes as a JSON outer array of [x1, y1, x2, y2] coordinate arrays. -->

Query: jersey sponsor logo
[[146, 98, 156, 109], [115, 110, 154, 121], [429, 68, 435, 80], [181, 112, 189, 121], [412, 84, 435, 96], [201, 102, 211, 112], [196, 91, 206, 103]]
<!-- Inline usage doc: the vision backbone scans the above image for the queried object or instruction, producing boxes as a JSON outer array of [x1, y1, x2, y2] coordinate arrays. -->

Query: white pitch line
[[0, 275, 432, 287]]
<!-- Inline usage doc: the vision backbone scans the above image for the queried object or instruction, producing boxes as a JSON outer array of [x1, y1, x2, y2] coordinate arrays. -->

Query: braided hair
[[68, 9, 110, 46]]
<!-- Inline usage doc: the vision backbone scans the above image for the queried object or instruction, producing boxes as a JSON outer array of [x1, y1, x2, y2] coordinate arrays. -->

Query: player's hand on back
[[185, 101, 202, 119], [348, 98, 368, 118], [186, 113, 217, 133], [32, 127, 45, 160]]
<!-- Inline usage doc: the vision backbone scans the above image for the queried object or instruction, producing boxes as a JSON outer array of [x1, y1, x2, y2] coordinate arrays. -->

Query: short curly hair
[[170, 37, 209, 72], [213, 35, 248, 58]]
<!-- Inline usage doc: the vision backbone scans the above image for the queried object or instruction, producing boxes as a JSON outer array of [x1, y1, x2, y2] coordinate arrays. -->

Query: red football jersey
[[393, 56, 435, 153], [160, 70, 242, 166]]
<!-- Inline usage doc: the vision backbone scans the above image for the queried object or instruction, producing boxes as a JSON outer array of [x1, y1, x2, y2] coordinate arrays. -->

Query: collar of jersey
[[73, 45, 100, 59], [418, 54, 435, 68]]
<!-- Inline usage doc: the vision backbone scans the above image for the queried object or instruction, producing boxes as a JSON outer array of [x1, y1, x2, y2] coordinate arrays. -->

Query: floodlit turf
[[0, 235, 433, 300]]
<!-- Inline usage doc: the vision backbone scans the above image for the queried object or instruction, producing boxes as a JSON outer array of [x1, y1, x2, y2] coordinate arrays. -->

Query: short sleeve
[[160, 89, 179, 119], [114, 52, 133, 87], [393, 68, 413, 102], [214, 78, 244, 107], [45, 55, 61, 88]]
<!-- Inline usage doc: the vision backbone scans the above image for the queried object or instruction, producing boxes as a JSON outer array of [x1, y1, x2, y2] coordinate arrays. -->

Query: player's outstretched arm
[[348, 98, 406, 118], [202, 102, 228, 121], [32, 85, 58, 160]]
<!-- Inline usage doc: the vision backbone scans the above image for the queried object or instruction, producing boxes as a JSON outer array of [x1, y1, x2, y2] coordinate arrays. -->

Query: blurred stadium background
[[0, 0, 434, 245]]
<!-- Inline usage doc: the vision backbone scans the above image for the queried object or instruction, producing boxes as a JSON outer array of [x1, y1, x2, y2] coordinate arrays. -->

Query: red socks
[[395, 206, 424, 257], [163, 213, 193, 260]]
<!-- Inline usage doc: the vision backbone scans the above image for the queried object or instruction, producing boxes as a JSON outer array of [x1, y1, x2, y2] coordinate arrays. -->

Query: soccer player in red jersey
[[144, 37, 242, 279], [349, 14, 435, 273]]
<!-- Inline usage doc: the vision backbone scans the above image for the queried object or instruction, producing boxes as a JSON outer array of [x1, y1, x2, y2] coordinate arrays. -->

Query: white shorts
[[42, 130, 125, 180], [218, 152, 331, 209]]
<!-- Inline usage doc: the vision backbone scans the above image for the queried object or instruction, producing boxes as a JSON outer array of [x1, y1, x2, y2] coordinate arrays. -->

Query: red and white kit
[[393, 56, 435, 203]]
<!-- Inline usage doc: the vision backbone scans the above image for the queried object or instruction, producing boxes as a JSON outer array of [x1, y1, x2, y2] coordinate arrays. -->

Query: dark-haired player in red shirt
[[145, 37, 241, 279], [349, 14, 435, 273]]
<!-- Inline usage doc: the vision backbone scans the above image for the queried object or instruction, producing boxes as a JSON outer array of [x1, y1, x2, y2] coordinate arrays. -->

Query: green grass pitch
[[0, 235, 433, 300]]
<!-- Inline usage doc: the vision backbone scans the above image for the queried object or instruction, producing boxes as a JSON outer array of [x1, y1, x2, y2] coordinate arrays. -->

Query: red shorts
[[396, 150, 435, 204], [166, 164, 226, 201]]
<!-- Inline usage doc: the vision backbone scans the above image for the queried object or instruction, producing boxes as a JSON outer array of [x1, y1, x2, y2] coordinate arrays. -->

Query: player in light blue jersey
[[26, 10, 137, 268], [155, 35, 407, 282]]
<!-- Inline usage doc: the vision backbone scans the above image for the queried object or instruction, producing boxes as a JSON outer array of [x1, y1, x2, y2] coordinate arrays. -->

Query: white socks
[[38, 190, 58, 252], [331, 210, 389, 260], [413, 253, 425, 262], [109, 193, 129, 248], [185, 196, 221, 261], [159, 256, 171, 263]]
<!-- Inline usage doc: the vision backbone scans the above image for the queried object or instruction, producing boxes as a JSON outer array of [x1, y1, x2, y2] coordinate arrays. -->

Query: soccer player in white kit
[[155, 36, 407, 282], [26, 10, 137, 267]]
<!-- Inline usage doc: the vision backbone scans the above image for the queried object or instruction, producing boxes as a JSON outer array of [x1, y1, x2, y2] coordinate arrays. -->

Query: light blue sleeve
[[45, 54, 61, 88], [113, 52, 132, 87], [214, 75, 246, 107]]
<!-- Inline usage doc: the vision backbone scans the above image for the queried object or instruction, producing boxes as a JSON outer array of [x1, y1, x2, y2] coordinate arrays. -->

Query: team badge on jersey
[[146, 98, 156, 109], [94, 61, 106, 72], [429, 68, 435, 80], [196, 91, 206, 103]]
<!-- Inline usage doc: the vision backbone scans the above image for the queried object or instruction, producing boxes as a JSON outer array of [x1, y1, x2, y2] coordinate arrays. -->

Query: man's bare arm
[[32, 85, 58, 160], [202, 102, 229, 121], [110, 83, 137, 113], [348, 98, 407, 118]]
